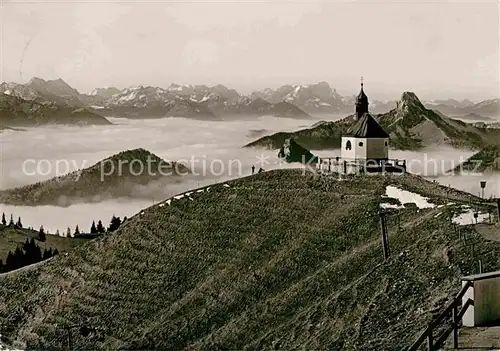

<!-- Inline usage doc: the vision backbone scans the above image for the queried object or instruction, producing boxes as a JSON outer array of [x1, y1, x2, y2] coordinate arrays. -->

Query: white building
[[341, 82, 390, 162]]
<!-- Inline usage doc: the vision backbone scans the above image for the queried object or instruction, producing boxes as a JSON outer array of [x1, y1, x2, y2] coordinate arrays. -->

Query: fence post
[[379, 212, 389, 260], [452, 302, 459, 349], [427, 327, 433, 350], [497, 198, 500, 221]]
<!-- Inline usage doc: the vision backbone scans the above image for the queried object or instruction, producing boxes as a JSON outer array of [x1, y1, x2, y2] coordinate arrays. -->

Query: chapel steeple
[[355, 76, 369, 119]]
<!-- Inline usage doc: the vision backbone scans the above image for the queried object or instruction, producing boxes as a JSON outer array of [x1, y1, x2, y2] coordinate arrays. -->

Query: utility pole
[[379, 211, 390, 260]]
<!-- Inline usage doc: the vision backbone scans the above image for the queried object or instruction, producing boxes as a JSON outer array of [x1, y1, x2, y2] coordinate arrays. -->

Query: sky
[[1, 0, 499, 101]]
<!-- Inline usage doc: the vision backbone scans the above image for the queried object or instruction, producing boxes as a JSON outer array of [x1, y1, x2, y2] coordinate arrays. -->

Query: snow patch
[[173, 194, 184, 200], [452, 207, 489, 225], [380, 203, 404, 209], [384, 186, 436, 209]]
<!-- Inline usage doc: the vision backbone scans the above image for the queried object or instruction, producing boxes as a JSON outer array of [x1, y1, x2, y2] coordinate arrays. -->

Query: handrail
[[407, 281, 473, 351]]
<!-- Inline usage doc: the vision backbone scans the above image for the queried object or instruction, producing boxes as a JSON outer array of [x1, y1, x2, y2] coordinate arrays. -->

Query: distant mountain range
[[0, 77, 498, 128], [245, 91, 500, 151]]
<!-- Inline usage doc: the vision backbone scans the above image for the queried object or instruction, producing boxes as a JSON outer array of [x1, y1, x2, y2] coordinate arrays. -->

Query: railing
[[317, 157, 406, 174], [407, 280, 474, 351]]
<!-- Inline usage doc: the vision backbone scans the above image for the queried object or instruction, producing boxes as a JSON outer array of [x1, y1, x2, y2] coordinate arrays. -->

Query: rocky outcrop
[[278, 138, 318, 164]]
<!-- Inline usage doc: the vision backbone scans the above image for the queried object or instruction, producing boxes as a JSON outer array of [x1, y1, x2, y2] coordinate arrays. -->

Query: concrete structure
[[341, 81, 390, 162], [462, 270, 500, 327]]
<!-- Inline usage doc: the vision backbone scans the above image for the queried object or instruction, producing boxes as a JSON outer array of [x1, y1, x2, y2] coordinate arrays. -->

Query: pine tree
[[66, 227, 71, 238], [45, 248, 53, 259], [56, 229, 60, 236], [53, 248, 59, 256], [9, 214, 14, 227], [107, 215, 122, 232], [90, 221, 97, 234], [5, 251, 14, 270], [74, 225, 80, 236], [38, 225, 46, 242], [1, 212, 6, 226], [16, 217, 23, 229], [96, 220, 105, 233], [13, 247, 24, 270]]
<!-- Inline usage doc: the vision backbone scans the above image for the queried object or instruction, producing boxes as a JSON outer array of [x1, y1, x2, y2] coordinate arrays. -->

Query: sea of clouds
[[0, 116, 498, 234]]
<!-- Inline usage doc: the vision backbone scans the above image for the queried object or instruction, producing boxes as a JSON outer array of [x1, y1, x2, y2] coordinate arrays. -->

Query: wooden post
[[66, 328, 73, 350], [479, 259, 483, 274], [497, 198, 500, 221], [343, 160, 347, 174], [428, 327, 433, 350], [379, 212, 389, 260], [452, 302, 459, 349]]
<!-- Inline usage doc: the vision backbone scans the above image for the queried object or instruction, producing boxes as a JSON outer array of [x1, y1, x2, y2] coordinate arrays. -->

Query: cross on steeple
[[355, 76, 368, 119]]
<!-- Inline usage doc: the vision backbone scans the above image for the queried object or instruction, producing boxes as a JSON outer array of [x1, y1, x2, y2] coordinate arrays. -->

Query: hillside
[[0, 148, 190, 207], [450, 144, 500, 174], [0, 225, 92, 264], [0, 94, 111, 127], [245, 115, 355, 150], [245, 92, 500, 151], [0, 169, 499, 350]]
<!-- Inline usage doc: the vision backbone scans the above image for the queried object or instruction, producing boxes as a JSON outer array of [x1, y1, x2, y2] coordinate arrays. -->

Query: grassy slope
[[0, 170, 499, 350], [0, 225, 91, 262]]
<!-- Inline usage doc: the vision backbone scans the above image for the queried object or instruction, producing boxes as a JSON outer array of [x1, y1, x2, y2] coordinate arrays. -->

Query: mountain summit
[[378, 91, 500, 149], [251, 81, 346, 115], [0, 148, 189, 207]]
